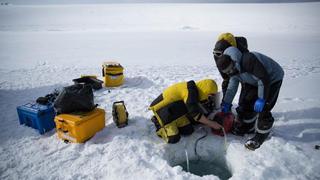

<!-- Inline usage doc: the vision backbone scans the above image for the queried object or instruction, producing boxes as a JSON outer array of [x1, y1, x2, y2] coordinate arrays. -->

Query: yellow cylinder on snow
[[112, 101, 129, 128], [102, 61, 124, 87]]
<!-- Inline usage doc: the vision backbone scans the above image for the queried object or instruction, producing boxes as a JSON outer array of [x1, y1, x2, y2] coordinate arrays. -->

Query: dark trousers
[[236, 81, 282, 132]]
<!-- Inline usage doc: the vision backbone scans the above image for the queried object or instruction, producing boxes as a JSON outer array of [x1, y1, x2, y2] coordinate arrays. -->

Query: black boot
[[232, 110, 257, 136], [245, 113, 274, 150], [231, 120, 255, 136], [245, 133, 269, 151]]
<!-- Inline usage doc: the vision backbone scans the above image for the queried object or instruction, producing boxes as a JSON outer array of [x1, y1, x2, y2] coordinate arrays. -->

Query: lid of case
[[102, 61, 123, 69], [55, 108, 105, 126], [18, 102, 53, 114]]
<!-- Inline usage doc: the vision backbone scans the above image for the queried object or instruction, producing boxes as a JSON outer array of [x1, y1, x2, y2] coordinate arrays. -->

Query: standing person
[[149, 79, 222, 143], [213, 32, 249, 98], [216, 46, 284, 150]]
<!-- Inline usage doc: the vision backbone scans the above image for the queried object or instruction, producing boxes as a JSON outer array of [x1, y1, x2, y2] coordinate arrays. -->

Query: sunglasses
[[213, 50, 223, 57], [208, 94, 216, 102]]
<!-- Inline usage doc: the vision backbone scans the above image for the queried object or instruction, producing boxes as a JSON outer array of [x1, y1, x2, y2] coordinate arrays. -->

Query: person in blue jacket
[[216, 46, 284, 150]]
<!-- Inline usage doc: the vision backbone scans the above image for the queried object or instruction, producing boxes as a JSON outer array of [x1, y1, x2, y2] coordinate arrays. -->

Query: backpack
[[235, 36, 249, 53]]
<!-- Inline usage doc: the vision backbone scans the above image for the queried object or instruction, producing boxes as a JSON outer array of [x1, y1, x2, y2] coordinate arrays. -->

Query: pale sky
[[4, 0, 320, 5]]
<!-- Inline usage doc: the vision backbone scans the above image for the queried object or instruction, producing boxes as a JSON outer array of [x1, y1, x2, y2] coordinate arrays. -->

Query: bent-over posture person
[[217, 47, 284, 150], [149, 79, 222, 143]]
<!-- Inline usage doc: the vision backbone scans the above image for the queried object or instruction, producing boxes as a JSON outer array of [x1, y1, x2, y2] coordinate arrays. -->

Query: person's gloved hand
[[254, 98, 266, 112], [221, 102, 232, 113]]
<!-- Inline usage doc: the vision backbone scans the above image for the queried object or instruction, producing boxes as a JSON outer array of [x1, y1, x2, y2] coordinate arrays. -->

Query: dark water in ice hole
[[176, 159, 232, 179]]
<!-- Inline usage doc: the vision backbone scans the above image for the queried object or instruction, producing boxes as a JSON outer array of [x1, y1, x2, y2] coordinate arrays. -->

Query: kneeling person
[[149, 79, 222, 143]]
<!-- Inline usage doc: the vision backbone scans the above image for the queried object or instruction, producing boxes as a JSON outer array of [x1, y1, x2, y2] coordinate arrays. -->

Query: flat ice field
[[0, 2, 320, 180]]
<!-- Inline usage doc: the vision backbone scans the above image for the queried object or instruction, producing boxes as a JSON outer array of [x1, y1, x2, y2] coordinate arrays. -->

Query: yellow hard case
[[54, 108, 105, 143], [102, 62, 124, 87]]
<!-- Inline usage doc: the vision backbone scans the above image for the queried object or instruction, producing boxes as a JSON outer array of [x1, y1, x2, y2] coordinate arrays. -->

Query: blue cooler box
[[17, 102, 56, 134]]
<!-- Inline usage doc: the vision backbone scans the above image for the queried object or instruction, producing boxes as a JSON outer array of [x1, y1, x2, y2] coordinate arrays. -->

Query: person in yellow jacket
[[149, 79, 222, 143]]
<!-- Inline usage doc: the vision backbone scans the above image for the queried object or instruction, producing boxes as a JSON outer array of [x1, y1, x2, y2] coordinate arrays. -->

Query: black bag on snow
[[36, 89, 60, 105], [54, 84, 95, 114], [72, 77, 103, 90]]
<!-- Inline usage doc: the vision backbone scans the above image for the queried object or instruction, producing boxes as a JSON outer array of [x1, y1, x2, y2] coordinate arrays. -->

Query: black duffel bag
[[72, 77, 103, 90], [54, 84, 96, 114], [36, 89, 60, 105]]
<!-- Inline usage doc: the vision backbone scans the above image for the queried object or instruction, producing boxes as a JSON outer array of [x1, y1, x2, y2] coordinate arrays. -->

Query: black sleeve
[[242, 53, 270, 100], [186, 80, 201, 115], [214, 56, 230, 98], [186, 81, 210, 118], [219, 69, 230, 97]]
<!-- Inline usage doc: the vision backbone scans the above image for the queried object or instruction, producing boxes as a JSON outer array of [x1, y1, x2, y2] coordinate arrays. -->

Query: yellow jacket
[[150, 79, 218, 125]]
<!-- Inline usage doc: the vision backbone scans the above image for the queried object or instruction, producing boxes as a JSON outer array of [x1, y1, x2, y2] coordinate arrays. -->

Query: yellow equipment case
[[102, 62, 124, 87], [54, 108, 105, 143]]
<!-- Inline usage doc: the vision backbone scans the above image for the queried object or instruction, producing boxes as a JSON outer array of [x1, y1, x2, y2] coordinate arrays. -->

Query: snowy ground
[[0, 2, 320, 180]]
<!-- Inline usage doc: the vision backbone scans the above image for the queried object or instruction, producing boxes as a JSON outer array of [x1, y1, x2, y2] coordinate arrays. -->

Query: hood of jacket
[[195, 79, 218, 101], [223, 46, 242, 72]]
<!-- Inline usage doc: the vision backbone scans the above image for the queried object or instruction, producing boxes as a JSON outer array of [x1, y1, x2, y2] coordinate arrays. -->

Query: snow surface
[[0, 2, 320, 180]]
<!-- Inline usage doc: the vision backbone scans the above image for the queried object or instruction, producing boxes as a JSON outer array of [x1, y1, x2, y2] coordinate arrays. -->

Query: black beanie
[[216, 55, 233, 72], [214, 40, 231, 52]]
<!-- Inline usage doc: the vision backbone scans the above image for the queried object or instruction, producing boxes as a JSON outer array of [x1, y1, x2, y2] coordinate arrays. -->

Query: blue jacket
[[223, 47, 284, 104]]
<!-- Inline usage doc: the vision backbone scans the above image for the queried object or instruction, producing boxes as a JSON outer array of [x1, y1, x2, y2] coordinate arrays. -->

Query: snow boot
[[232, 109, 257, 136], [231, 121, 255, 136], [231, 115, 257, 136], [245, 132, 269, 151]]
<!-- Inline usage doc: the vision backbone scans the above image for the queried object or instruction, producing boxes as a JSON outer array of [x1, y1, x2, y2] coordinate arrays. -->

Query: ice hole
[[165, 131, 233, 179], [174, 158, 232, 179]]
